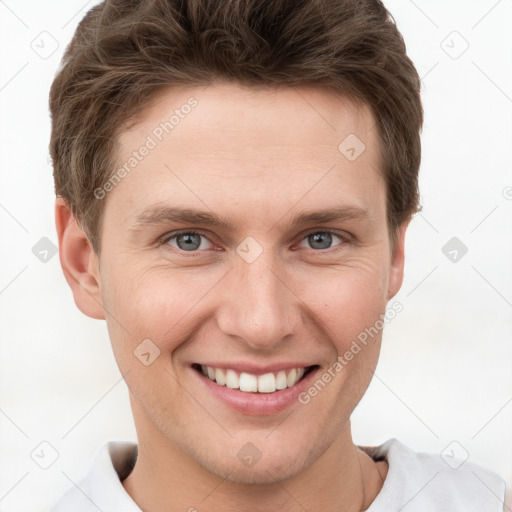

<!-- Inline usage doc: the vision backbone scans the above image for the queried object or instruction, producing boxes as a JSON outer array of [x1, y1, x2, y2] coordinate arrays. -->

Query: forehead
[[108, 82, 385, 230], [121, 82, 378, 158]]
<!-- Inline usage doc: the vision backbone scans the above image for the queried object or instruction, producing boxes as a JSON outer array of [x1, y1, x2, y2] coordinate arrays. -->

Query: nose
[[215, 248, 302, 352]]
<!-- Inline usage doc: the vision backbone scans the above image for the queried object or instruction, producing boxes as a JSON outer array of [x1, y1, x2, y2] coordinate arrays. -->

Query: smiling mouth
[[192, 364, 318, 394]]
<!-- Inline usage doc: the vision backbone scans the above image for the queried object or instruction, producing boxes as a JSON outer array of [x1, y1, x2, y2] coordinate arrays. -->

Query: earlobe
[[387, 220, 409, 300], [55, 198, 105, 320]]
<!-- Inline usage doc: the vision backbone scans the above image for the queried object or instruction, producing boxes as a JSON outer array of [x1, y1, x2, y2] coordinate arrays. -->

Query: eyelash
[[158, 229, 350, 255]]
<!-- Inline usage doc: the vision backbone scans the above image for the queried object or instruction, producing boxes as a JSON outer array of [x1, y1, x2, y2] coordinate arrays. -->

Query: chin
[[184, 434, 322, 485], [208, 454, 307, 485]]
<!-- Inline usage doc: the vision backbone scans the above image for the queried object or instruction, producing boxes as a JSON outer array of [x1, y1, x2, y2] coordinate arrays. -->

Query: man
[[49, 0, 508, 510]]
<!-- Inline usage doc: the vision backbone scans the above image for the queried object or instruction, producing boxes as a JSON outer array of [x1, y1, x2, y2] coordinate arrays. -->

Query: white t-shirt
[[50, 438, 507, 511]]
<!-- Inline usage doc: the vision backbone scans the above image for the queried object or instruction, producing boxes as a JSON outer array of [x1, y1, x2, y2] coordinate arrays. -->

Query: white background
[[0, 1, 511, 510]]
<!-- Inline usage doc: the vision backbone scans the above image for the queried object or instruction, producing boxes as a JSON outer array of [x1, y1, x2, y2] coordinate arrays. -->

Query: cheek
[[100, 263, 222, 355], [298, 259, 390, 348]]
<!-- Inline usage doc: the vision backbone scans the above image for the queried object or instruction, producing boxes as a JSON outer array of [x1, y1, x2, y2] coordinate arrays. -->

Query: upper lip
[[193, 362, 316, 375]]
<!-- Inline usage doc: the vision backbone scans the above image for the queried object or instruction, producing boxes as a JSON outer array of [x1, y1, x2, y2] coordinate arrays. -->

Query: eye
[[161, 230, 213, 252], [297, 231, 346, 251], [159, 229, 348, 254]]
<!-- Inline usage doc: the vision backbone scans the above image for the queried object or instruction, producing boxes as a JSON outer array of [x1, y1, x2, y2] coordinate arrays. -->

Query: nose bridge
[[217, 244, 299, 349]]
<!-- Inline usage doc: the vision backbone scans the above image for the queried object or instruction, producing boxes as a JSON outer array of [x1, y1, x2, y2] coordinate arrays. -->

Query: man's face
[[90, 83, 405, 483]]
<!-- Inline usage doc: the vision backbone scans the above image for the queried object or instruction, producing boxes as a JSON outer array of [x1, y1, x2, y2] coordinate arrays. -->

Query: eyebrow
[[131, 204, 370, 232]]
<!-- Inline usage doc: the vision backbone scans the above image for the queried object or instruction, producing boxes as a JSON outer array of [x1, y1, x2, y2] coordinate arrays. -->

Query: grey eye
[[298, 231, 344, 250], [165, 232, 213, 252], [175, 233, 202, 251]]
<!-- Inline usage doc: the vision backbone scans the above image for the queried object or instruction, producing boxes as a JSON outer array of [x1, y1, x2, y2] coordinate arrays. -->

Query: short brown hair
[[49, 0, 423, 254]]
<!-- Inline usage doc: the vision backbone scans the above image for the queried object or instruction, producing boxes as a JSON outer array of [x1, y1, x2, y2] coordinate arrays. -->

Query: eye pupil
[[309, 232, 332, 250], [177, 233, 201, 251]]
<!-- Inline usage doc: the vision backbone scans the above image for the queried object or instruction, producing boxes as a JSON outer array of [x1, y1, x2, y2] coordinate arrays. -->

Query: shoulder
[[359, 439, 507, 512], [50, 440, 140, 512]]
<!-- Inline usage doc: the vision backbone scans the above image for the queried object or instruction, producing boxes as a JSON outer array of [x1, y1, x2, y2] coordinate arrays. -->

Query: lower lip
[[192, 366, 320, 416]]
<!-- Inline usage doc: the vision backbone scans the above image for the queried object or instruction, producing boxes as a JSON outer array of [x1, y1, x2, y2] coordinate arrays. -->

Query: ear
[[387, 219, 410, 300], [55, 198, 105, 319]]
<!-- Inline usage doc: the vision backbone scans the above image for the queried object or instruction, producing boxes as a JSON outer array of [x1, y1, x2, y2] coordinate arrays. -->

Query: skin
[[56, 82, 410, 511]]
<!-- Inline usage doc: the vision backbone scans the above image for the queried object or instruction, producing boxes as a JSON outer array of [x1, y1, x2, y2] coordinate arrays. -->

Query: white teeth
[[200, 365, 308, 393], [258, 372, 276, 393], [239, 372, 258, 392], [287, 368, 297, 387], [225, 369, 239, 389], [215, 367, 226, 386], [275, 370, 288, 390]]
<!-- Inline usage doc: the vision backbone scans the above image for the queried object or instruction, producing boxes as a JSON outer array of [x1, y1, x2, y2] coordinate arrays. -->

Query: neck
[[122, 415, 387, 512]]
